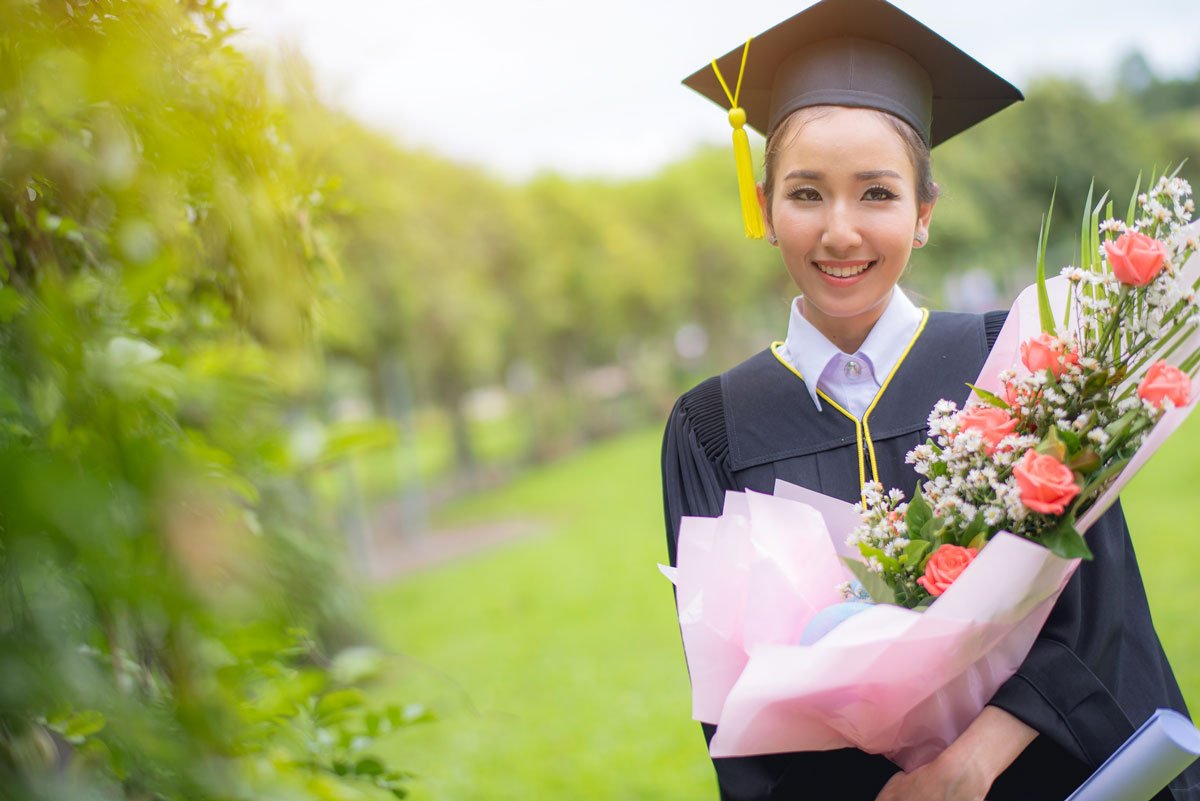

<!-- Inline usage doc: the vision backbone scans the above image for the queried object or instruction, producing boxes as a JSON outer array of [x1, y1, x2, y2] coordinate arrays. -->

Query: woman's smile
[[813, 259, 876, 281]]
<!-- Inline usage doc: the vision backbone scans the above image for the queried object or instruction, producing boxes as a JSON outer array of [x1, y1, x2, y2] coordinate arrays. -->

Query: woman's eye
[[787, 186, 821, 201], [863, 185, 898, 201]]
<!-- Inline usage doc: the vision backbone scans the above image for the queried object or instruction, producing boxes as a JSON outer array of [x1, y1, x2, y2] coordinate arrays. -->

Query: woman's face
[[760, 107, 935, 342]]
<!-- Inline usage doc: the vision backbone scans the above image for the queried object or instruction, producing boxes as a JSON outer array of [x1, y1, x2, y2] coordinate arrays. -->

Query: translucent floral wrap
[[661, 249, 1200, 769]]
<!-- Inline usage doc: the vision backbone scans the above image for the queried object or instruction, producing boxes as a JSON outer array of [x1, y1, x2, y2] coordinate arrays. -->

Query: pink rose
[[956, 405, 1018, 454], [1013, 449, 1080, 515], [1138, 361, 1192, 408], [1104, 230, 1168, 287], [917, 544, 978, 597], [1020, 333, 1079, 378]]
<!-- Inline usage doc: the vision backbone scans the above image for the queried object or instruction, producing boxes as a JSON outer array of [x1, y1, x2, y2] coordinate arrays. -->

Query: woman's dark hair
[[761, 105, 938, 211]]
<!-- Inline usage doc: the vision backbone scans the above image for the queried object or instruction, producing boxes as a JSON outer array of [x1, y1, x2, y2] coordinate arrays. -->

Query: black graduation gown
[[662, 310, 1200, 801]]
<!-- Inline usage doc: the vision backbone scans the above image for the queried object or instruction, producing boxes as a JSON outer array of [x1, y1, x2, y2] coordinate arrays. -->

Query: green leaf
[[1126, 172, 1142, 226], [906, 488, 932, 540], [1035, 427, 1068, 461], [903, 539, 931, 568], [929, 461, 948, 478], [841, 557, 896, 606], [1079, 179, 1095, 274], [961, 513, 988, 548], [965, 383, 1011, 410], [860, 545, 900, 572], [967, 530, 990, 551], [384, 770, 417, 783], [61, 710, 106, 741], [1036, 184, 1058, 335], [920, 516, 946, 543], [1055, 426, 1082, 454], [1104, 409, 1140, 443], [1082, 370, 1109, 396], [315, 688, 365, 721], [1039, 515, 1093, 560], [355, 757, 385, 777], [1068, 447, 1101, 475]]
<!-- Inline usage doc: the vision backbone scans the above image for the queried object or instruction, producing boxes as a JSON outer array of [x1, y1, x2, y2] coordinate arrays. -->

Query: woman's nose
[[821, 204, 863, 253]]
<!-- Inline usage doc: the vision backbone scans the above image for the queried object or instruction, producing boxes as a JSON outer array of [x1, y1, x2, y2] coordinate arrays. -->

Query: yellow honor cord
[[711, 40, 765, 240]]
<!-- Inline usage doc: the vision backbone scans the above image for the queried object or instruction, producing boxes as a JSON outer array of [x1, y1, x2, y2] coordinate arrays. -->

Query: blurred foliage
[[0, 0, 416, 799]]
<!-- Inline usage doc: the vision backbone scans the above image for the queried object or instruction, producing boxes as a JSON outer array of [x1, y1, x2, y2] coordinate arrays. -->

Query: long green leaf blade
[[1080, 179, 1094, 272], [1037, 184, 1058, 335], [1126, 171, 1141, 226]]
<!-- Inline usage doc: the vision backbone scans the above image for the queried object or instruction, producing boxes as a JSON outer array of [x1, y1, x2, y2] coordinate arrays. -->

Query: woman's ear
[[913, 185, 938, 248], [757, 182, 777, 246]]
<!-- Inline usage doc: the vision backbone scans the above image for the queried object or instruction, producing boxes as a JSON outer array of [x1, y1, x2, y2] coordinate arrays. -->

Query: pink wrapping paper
[[667, 486, 1077, 768], [664, 238, 1200, 769]]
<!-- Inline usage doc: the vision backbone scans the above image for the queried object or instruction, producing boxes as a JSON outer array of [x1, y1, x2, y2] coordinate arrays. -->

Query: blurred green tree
[[0, 1, 416, 799]]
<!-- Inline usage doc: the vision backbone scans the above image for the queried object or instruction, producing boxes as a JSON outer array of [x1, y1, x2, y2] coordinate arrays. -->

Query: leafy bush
[[0, 1, 412, 798]]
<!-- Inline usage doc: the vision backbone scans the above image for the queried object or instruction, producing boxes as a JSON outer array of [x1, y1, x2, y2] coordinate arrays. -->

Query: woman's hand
[[874, 705, 1037, 801], [874, 753, 991, 801]]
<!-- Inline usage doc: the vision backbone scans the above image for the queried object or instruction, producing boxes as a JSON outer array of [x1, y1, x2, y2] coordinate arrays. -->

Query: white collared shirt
[[779, 287, 923, 419]]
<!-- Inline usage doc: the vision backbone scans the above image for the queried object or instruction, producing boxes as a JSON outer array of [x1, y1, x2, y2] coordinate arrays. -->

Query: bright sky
[[226, 0, 1200, 179]]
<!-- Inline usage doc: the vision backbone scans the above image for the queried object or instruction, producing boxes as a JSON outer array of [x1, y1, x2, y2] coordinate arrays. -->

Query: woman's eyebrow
[[782, 169, 904, 181], [784, 169, 824, 181]]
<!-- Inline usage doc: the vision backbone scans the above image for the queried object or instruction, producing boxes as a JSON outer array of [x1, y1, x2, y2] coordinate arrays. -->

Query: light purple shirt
[[779, 287, 923, 419]]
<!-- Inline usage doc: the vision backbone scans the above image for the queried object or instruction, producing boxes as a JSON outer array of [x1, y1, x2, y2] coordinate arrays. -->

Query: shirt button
[[844, 359, 862, 380]]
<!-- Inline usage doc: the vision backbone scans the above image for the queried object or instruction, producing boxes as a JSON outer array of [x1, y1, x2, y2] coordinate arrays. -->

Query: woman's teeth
[[816, 261, 872, 278]]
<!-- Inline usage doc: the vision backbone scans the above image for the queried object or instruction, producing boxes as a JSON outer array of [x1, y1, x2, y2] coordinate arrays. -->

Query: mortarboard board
[[683, 0, 1023, 238]]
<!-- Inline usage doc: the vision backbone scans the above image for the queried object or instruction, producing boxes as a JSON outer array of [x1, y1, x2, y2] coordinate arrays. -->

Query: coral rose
[[1138, 361, 1192, 408], [1104, 230, 1168, 287], [1013, 449, 1080, 515], [957, 405, 1018, 454], [1020, 333, 1079, 378], [917, 544, 978, 597]]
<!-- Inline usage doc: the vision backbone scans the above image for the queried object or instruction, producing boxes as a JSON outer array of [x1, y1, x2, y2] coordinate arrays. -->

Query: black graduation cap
[[682, 0, 1023, 236], [684, 0, 1023, 145]]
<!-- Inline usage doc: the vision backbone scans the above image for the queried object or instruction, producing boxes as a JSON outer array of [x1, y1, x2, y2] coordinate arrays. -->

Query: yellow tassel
[[729, 108, 764, 240], [712, 40, 764, 240]]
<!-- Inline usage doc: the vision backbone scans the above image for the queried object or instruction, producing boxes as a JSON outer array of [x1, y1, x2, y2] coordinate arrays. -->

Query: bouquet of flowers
[[663, 171, 1200, 768], [854, 172, 1199, 609]]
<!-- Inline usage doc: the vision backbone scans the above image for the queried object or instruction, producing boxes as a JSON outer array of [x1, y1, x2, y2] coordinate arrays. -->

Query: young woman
[[661, 2, 1200, 800]]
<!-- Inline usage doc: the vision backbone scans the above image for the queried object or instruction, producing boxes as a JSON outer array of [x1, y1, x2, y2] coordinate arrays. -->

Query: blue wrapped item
[[1066, 708, 1200, 801]]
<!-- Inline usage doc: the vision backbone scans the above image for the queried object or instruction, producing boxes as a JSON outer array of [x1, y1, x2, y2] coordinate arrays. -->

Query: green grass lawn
[[369, 429, 712, 801], [368, 415, 1200, 800]]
